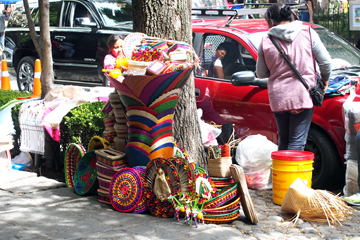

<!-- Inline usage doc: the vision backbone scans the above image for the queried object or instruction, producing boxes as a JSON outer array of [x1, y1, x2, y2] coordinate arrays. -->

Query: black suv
[[5, 0, 132, 91]]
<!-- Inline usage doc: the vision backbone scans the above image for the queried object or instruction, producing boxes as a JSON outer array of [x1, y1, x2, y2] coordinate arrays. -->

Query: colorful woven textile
[[74, 150, 98, 195], [96, 162, 117, 180], [132, 166, 148, 213], [98, 175, 111, 190], [64, 143, 86, 188], [97, 188, 111, 205], [203, 183, 238, 209], [109, 167, 143, 213], [95, 148, 127, 169], [203, 212, 240, 224], [145, 158, 181, 218], [87, 136, 111, 151], [106, 65, 195, 167], [203, 197, 241, 213]]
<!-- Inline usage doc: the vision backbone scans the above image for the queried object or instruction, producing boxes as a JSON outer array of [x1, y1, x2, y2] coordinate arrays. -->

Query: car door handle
[[54, 36, 66, 41], [195, 88, 200, 98]]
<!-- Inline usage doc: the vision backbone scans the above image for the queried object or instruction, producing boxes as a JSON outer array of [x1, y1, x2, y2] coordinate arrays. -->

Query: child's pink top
[[104, 54, 116, 71]]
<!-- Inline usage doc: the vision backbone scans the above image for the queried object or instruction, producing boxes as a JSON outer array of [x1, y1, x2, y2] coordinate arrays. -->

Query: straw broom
[[282, 178, 353, 226]]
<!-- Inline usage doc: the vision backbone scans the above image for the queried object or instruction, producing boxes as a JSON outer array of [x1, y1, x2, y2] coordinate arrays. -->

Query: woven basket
[[204, 205, 240, 215], [96, 162, 118, 180], [98, 175, 111, 190], [64, 143, 86, 188], [204, 212, 240, 224], [97, 188, 111, 205], [95, 148, 126, 169], [207, 147, 232, 177], [73, 150, 98, 196], [88, 136, 111, 151], [203, 197, 240, 212], [203, 182, 238, 209]]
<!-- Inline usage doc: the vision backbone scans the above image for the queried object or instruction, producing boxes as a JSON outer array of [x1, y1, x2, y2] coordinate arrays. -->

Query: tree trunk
[[321, 0, 329, 14], [133, 0, 207, 168], [38, 0, 53, 97], [22, 0, 53, 97]]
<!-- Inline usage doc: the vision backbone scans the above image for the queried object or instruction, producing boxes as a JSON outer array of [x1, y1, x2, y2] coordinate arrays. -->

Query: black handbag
[[269, 35, 325, 107]]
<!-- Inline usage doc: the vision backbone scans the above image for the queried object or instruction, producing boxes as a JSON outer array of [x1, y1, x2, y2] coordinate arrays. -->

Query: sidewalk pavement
[[1, 170, 360, 240]]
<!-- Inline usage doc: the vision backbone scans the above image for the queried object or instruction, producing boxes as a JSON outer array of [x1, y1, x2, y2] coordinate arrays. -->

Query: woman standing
[[299, 0, 313, 23], [256, 5, 331, 151]]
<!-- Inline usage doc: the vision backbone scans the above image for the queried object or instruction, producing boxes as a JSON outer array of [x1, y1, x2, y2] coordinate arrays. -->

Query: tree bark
[[22, 0, 53, 97], [133, 0, 207, 168]]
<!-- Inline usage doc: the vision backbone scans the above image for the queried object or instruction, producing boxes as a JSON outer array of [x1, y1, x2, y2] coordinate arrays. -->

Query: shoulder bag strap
[[268, 35, 309, 90]]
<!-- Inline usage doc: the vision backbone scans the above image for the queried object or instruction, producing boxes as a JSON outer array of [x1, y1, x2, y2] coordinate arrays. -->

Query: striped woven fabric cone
[[106, 66, 195, 167]]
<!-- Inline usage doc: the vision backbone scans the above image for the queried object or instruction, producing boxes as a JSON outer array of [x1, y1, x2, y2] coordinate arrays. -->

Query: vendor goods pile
[[95, 148, 127, 204], [105, 33, 197, 168], [105, 33, 194, 78], [282, 178, 352, 226]]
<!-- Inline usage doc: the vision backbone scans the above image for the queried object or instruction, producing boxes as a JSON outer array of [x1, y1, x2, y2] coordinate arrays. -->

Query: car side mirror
[[75, 17, 97, 27], [231, 71, 268, 88]]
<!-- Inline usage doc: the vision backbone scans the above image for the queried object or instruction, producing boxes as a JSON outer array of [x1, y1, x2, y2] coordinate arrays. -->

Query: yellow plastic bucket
[[271, 150, 314, 205]]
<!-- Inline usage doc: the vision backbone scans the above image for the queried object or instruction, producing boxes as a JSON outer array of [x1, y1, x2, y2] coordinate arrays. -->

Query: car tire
[[305, 127, 345, 190], [17, 56, 35, 92]]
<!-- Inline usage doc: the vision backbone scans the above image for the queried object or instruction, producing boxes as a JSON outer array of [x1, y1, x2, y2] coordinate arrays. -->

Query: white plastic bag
[[197, 109, 221, 146], [235, 134, 278, 189], [343, 160, 359, 197], [343, 88, 360, 160]]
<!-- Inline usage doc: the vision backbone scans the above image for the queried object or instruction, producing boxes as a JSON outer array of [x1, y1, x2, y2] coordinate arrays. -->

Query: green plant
[[0, 90, 32, 108], [59, 100, 106, 163], [10, 103, 22, 158]]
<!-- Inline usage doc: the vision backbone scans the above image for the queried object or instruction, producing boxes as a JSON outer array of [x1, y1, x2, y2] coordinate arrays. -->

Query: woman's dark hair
[[216, 42, 228, 52], [107, 34, 125, 52], [265, 5, 292, 26]]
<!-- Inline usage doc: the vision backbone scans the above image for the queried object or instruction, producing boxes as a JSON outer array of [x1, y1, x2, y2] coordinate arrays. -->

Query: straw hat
[[230, 164, 259, 224], [281, 178, 352, 225]]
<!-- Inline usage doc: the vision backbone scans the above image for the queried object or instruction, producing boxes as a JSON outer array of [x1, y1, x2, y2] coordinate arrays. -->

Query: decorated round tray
[[109, 167, 143, 213], [74, 150, 98, 195], [145, 158, 181, 218], [123, 32, 147, 59], [64, 143, 86, 189]]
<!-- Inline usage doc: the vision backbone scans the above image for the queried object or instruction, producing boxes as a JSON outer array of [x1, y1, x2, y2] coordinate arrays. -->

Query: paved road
[[0, 168, 360, 240]]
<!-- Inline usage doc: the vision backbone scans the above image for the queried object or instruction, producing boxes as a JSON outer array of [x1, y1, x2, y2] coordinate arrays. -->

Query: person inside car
[[256, 5, 331, 151], [103, 34, 126, 72], [208, 42, 227, 78]]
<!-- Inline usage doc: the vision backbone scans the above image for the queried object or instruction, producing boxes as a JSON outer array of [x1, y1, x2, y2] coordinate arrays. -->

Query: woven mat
[[74, 150, 98, 195], [109, 167, 143, 213]]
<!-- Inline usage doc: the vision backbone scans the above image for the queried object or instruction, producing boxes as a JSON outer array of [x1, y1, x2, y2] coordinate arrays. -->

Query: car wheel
[[305, 127, 345, 190], [17, 56, 35, 92]]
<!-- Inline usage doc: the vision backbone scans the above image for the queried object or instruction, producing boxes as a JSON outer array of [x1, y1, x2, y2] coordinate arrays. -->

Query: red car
[[192, 9, 360, 189]]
